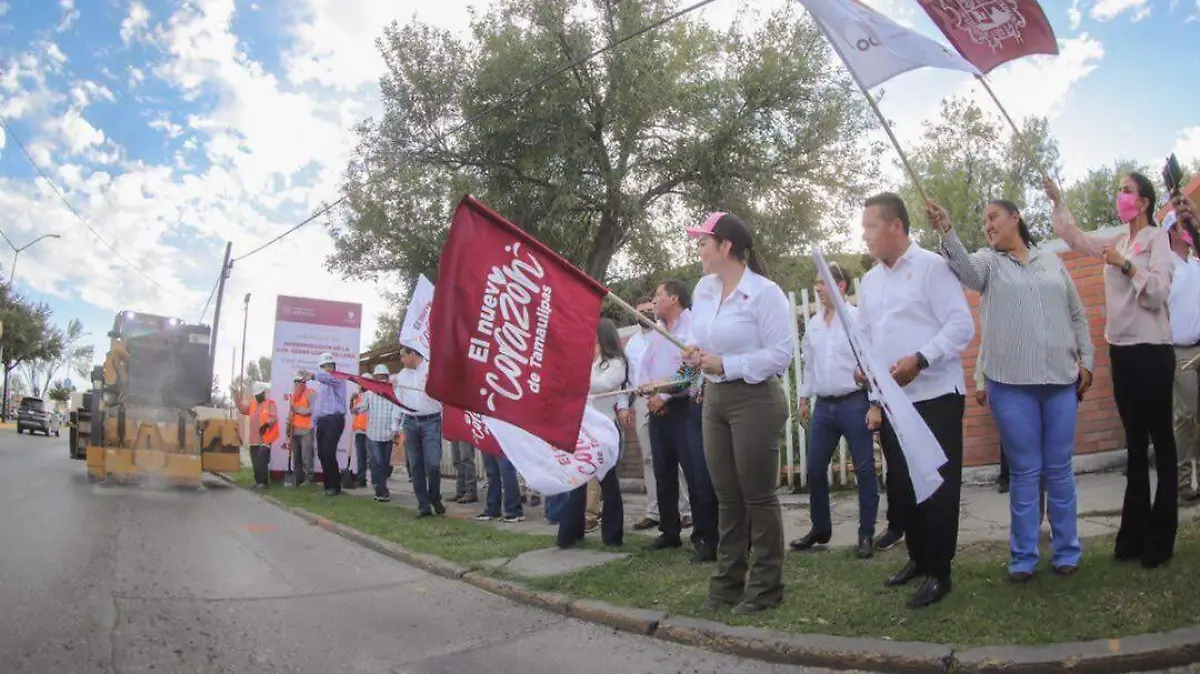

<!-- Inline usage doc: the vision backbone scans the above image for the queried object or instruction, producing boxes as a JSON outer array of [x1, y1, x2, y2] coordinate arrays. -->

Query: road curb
[[656, 616, 951, 673], [226, 475, 1200, 674]]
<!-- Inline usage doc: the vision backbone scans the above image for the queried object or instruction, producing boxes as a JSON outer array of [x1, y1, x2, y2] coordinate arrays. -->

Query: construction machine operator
[[102, 330, 130, 403]]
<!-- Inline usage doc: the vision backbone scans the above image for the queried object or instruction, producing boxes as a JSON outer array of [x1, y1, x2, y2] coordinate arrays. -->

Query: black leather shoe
[[883, 560, 920, 588], [731, 601, 776, 615], [432, 500, 447, 515], [907, 577, 951, 609], [856, 537, 874, 559], [632, 517, 659, 531], [648, 535, 683, 550], [690, 546, 717, 563], [789, 530, 832, 551], [874, 529, 903, 551]]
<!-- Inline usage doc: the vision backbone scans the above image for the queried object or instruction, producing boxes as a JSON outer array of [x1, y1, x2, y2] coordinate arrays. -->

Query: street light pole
[[0, 231, 62, 422]]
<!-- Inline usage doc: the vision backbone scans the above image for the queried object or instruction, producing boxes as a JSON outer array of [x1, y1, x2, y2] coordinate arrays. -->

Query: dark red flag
[[427, 195, 608, 449], [917, 1, 1058, 74], [441, 405, 502, 457], [330, 371, 416, 413]]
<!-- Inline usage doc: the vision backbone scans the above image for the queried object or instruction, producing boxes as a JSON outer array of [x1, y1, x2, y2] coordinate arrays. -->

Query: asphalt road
[[0, 428, 851, 674]]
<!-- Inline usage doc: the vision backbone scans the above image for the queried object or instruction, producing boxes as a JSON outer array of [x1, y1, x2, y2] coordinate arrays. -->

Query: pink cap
[[685, 212, 726, 239]]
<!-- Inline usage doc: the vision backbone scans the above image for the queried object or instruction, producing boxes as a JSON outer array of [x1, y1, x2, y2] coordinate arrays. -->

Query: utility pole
[[0, 230, 61, 422], [208, 242, 232, 403], [239, 293, 250, 389]]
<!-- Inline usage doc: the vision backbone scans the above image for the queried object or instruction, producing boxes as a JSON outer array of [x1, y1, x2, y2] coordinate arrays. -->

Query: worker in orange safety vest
[[236, 382, 279, 489], [351, 391, 370, 488], [289, 371, 316, 485]]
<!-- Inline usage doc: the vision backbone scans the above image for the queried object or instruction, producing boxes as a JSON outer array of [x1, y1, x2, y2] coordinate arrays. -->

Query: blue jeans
[[369, 439, 392, 498], [808, 392, 878, 539], [543, 493, 568, 523], [481, 453, 522, 518], [403, 415, 443, 514], [987, 381, 1082, 573]]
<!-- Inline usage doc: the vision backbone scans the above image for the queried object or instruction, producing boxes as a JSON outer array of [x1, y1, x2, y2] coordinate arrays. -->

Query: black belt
[[815, 390, 867, 405], [406, 412, 441, 422]]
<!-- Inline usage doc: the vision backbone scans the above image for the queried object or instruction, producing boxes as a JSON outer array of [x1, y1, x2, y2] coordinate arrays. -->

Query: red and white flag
[[442, 405, 502, 457], [427, 195, 608, 450], [916, 1, 1058, 74], [398, 274, 435, 357], [798, 0, 981, 89], [485, 405, 621, 496]]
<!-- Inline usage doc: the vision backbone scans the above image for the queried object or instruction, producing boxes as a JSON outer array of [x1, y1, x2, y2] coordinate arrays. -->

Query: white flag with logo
[[484, 404, 620, 496], [812, 246, 946, 502], [798, 0, 981, 90], [398, 275, 435, 358]]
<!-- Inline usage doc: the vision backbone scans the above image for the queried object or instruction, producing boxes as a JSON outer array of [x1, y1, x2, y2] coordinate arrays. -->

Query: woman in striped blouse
[[926, 198, 1093, 581], [1046, 174, 1177, 569]]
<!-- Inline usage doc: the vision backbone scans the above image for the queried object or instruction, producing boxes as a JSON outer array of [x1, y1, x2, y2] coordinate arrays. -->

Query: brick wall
[[961, 249, 1125, 466]]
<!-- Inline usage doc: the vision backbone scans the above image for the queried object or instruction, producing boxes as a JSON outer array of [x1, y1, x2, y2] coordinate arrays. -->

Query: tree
[[896, 97, 1060, 251], [21, 318, 93, 396], [47, 378, 74, 406], [328, 0, 878, 288], [210, 375, 231, 409], [0, 288, 62, 403], [1063, 159, 1148, 232], [244, 356, 271, 383], [369, 292, 405, 351]]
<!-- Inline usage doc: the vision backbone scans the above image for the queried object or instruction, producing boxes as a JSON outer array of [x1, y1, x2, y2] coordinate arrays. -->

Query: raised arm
[[926, 200, 991, 292], [1044, 178, 1119, 258]]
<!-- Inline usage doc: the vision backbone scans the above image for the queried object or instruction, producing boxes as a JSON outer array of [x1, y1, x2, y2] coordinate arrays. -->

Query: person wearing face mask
[[684, 212, 793, 615], [1048, 174, 1177, 568], [236, 382, 279, 490], [927, 198, 1093, 581]]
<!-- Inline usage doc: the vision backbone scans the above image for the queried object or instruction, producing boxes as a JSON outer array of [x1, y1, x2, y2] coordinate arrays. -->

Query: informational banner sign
[[268, 296, 363, 475]]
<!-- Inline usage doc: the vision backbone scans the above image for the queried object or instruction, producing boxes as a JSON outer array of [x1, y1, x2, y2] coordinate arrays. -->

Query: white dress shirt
[[395, 360, 443, 416], [589, 356, 629, 421], [624, 329, 651, 387], [1171, 255, 1200, 346], [799, 304, 862, 399], [688, 270, 794, 384], [639, 310, 693, 400], [858, 243, 975, 403]]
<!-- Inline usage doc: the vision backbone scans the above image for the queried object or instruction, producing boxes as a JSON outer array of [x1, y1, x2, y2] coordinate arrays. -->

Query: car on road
[[17, 397, 57, 436]]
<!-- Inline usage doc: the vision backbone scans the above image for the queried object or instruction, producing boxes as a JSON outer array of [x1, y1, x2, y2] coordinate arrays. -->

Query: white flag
[[799, 0, 981, 90], [484, 405, 621, 497], [398, 275, 435, 358], [812, 247, 946, 503]]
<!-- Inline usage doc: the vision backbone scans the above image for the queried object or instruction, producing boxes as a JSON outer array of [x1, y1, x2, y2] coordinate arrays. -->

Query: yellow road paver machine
[[68, 310, 242, 486]]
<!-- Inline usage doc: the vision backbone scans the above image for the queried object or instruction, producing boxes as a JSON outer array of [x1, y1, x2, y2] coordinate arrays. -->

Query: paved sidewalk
[[327, 466, 1198, 550]]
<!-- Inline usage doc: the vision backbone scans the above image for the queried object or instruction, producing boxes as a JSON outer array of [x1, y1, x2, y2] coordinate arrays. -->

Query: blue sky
[[0, 0, 1196, 392]]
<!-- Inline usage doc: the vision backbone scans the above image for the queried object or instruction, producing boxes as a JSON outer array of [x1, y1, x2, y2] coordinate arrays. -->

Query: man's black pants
[[316, 414, 346, 491], [879, 393, 965, 582]]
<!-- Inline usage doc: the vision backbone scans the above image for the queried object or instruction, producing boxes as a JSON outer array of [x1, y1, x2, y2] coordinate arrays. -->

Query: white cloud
[[44, 42, 67, 66], [1175, 127, 1200, 167], [1069, 0, 1084, 29], [0, 2, 9, 19], [1090, 0, 1152, 22], [965, 34, 1105, 122], [121, 2, 151, 44], [57, 0, 80, 33], [128, 66, 145, 87], [148, 116, 183, 139]]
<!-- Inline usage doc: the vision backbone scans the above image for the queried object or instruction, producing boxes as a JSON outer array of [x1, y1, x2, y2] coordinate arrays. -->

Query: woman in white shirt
[[557, 318, 628, 549], [684, 212, 794, 614]]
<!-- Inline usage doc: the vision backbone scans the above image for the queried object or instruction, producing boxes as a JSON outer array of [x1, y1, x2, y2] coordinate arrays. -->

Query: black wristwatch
[[915, 352, 930, 371], [1120, 260, 1132, 276]]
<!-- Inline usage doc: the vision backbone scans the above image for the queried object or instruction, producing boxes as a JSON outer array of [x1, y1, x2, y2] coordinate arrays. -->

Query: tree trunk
[[585, 209, 622, 282]]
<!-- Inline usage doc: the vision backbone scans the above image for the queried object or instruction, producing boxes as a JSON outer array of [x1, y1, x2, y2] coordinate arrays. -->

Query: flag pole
[[811, 20, 930, 205], [605, 292, 688, 351], [975, 75, 1053, 185]]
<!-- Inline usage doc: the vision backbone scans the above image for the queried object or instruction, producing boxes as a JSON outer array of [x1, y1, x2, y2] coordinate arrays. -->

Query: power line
[[231, 0, 722, 263], [196, 271, 221, 324], [0, 114, 187, 301]]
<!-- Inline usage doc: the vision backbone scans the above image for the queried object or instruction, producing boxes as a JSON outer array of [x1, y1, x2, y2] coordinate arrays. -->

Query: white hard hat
[[373, 364, 390, 376], [318, 352, 335, 367], [293, 369, 305, 382], [252, 382, 269, 396]]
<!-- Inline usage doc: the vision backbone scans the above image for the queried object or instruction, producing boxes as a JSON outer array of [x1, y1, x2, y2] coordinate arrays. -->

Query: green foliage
[[896, 97, 1061, 252], [46, 379, 73, 404], [0, 287, 62, 386], [329, 0, 878, 287]]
